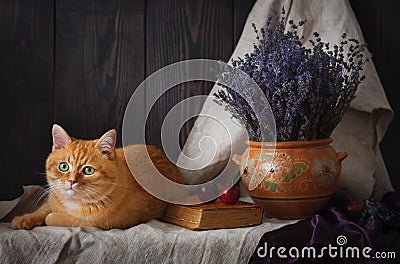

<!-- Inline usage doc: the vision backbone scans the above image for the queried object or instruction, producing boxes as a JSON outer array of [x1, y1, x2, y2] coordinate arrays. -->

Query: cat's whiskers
[[24, 172, 51, 208], [34, 183, 56, 198], [81, 185, 113, 206], [46, 183, 66, 195], [29, 189, 50, 208], [78, 188, 99, 205], [46, 183, 63, 192], [29, 183, 63, 208], [84, 182, 118, 198], [33, 171, 47, 177]]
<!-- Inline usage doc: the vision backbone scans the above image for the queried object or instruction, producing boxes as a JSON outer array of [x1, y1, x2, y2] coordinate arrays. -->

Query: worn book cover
[[161, 202, 263, 230]]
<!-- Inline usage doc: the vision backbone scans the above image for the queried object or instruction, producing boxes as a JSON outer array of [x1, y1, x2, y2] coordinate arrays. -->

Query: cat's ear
[[96, 129, 117, 156], [52, 124, 72, 151]]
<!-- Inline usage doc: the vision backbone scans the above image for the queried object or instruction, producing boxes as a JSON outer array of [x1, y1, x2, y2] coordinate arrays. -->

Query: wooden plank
[[234, 0, 256, 46], [55, 0, 145, 146], [374, 0, 400, 192], [0, 0, 54, 200], [350, 0, 400, 191], [145, 0, 234, 151]]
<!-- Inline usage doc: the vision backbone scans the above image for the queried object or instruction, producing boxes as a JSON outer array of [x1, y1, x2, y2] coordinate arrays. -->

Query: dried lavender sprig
[[214, 7, 368, 142]]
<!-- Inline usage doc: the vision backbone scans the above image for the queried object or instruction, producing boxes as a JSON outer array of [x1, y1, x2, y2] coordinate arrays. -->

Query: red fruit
[[345, 200, 365, 219], [219, 185, 240, 205]]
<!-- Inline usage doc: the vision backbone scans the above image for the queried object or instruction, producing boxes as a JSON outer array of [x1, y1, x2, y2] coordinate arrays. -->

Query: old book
[[161, 202, 263, 230]]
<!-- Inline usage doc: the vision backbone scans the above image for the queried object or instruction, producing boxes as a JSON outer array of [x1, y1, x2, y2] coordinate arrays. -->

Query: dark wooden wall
[[1, 0, 54, 199], [0, 0, 255, 200], [1, 0, 398, 200], [350, 0, 400, 192]]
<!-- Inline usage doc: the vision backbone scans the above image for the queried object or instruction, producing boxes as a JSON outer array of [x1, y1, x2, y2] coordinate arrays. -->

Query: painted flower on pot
[[239, 152, 309, 193], [312, 157, 337, 186]]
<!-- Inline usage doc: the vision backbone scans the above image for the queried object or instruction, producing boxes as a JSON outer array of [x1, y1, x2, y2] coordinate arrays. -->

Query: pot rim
[[247, 138, 333, 149]]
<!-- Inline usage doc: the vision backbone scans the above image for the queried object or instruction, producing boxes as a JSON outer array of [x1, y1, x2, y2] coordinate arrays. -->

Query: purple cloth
[[250, 196, 400, 263]]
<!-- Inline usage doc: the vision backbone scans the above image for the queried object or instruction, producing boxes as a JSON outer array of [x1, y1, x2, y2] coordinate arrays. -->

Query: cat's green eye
[[58, 162, 69, 172], [83, 166, 95, 176]]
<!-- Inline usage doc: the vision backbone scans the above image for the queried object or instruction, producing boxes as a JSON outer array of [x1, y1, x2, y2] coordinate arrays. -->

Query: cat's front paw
[[45, 212, 81, 227], [11, 215, 44, 230], [45, 212, 72, 226], [45, 213, 59, 226]]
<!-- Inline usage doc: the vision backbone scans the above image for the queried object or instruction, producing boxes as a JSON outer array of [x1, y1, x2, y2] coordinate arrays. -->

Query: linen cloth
[[177, 0, 394, 200], [0, 186, 296, 264]]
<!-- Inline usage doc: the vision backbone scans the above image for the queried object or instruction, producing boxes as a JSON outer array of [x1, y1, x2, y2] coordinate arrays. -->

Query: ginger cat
[[11, 124, 183, 230]]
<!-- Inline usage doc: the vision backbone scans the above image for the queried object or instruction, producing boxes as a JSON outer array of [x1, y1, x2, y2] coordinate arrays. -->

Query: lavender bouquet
[[214, 8, 368, 142]]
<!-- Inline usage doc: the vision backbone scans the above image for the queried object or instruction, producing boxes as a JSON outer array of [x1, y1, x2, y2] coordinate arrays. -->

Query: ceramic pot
[[233, 138, 347, 219]]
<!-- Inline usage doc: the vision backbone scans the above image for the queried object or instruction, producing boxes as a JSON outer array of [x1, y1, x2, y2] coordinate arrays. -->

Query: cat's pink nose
[[67, 180, 77, 186]]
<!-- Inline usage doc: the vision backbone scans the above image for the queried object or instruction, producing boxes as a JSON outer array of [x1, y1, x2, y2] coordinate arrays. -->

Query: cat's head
[[46, 124, 117, 202]]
